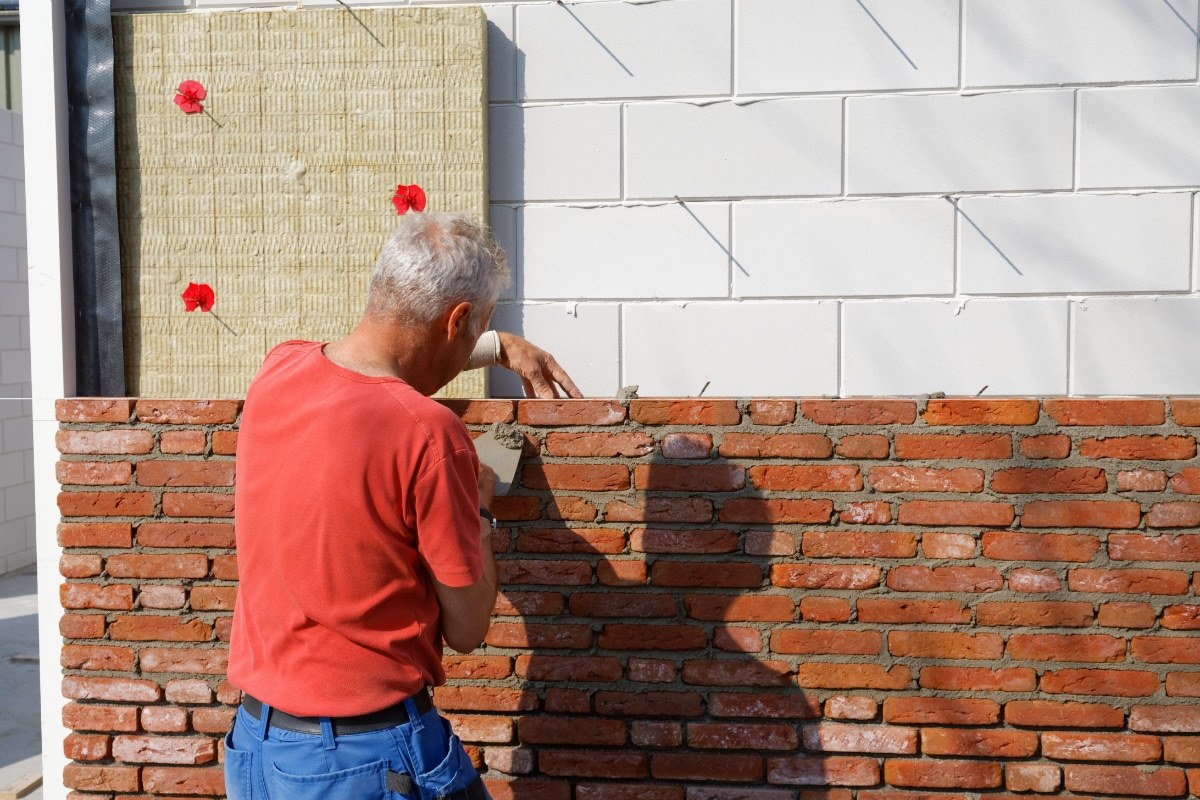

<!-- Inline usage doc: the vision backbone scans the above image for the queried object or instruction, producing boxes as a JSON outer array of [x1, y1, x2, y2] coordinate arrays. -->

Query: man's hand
[[497, 332, 583, 399]]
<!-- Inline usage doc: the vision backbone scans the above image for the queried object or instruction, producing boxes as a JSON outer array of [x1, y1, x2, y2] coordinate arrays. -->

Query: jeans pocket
[[269, 758, 390, 800], [223, 724, 256, 800], [414, 718, 480, 800]]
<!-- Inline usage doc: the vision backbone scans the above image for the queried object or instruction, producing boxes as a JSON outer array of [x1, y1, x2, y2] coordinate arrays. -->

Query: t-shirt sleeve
[[411, 446, 484, 588]]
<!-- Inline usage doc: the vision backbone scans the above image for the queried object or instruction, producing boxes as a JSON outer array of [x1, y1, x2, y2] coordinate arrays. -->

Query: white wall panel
[[1080, 86, 1200, 189], [489, 302, 619, 398], [1073, 297, 1200, 395], [489, 104, 621, 202]]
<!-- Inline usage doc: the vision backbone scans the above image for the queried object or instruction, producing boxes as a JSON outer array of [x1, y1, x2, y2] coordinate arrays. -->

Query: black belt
[[242, 688, 433, 735]]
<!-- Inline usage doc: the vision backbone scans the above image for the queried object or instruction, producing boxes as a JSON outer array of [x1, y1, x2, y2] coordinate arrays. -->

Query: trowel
[[472, 423, 523, 496]]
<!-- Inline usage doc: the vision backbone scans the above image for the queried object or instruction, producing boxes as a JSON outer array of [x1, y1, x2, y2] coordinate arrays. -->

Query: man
[[224, 213, 576, 800]]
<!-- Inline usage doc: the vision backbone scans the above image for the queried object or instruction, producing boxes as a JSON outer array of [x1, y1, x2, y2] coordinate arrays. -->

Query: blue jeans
[[223, 697, 489, 800]]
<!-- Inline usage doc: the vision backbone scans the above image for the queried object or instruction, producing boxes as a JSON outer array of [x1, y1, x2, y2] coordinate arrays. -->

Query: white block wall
[[103, 0, 1200, 397], [0, 109, 30, 574]]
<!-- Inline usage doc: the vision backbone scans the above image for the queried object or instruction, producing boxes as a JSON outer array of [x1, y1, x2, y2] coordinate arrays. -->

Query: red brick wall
[[55, 397, 1200, 799]]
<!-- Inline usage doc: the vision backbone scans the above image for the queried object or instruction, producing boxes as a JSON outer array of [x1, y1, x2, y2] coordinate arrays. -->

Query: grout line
[[956, 0, 965, 91], [1065, 299, 1074, 396], [729, 0, 738, 98], [1072, 89, 1081, 192], [836, 300, 845, 397], [951, 194, 961, 297], [1192, 191, 1198, 293], [619, 103, 625, 203], [840, 96, 848, 197], [616, 302, 625, 388]]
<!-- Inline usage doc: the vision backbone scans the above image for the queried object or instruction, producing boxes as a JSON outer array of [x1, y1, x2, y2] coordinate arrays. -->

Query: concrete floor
[[0, 566, 43, 799]]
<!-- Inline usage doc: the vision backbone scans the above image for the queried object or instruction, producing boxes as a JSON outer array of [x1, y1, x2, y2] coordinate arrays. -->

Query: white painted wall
[[0, 109, 30, 575], [100, 0, 1200, 397]]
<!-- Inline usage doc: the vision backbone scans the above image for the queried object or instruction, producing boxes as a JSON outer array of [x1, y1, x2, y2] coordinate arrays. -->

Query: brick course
[[55, 397, 1200, 798]]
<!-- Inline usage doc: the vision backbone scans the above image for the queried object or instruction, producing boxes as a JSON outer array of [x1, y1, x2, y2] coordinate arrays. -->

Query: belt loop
[[404, 697, 424, 733], [256, 702, 271, 742], [320, 717, 337, 751]]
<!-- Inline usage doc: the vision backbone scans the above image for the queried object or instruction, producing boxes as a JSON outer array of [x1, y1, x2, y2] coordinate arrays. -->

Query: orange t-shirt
[[227, 341, 483, 717]]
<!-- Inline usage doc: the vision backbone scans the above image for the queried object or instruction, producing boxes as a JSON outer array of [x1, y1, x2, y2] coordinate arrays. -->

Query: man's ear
[[445, 301, 474, 342]]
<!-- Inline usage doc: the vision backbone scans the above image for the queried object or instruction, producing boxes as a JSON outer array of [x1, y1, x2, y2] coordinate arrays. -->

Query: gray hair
[[367, 212, 510, 336]]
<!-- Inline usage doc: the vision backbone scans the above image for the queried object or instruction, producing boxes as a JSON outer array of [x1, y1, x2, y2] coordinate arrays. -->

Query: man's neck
[[324, 319, 433, 387]]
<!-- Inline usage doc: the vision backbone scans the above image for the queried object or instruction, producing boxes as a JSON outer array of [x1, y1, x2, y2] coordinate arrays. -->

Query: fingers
[[546, 357, 583, 399]]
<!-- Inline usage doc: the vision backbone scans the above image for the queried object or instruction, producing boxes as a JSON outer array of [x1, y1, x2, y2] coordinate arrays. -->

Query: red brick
[[1019, 433, 1071, 459], [522, 464, 629, 491], [1081, 435, 1196, 460], [57, 461, 132, 486], [922, 398, 1040, 425], [631, 528, 738, 554], [713, 626, 761, 652], [994, 466, 1107, 494], [921, 532, 975, 558], [868, 466, 983, 493], [660, 433, 713, 459], [497, 560, 591, 585], [599, 624, 706, 651], [58, 522, 132, 548], [897, 500, 1014, 527], [651, 561, 762, 588], [719, 498, 833, 524], [57, 491, 153, 517], [162, 492, 234, 517], [485, 622, 592, 649], [56, 429, 153, 455], [772, 564, 881, 590], [515, 528, 625, 554], [1004, 699, 1125, 728], [636, 464, 745, 492], [1044, 398, 1165, 425], [1009, 567, 1062, 593], [518, 400, 625, 426], [447, 715, 515, 745], [884, 758, 1002, 789], [61, 644, 135, 671], [651, 753, 762, 782], [857, 599, 969, 624], [63, 764, 139, 793], [1164, 737, 1200, 764], [63, 702, 139, 732], [604, 497, 713, 523], [684, 659, 794, 687], [136, 522, 235, 548], [494, 592, 565, 617], [1063, 765, 1186, 797], [1101, 601, 1158, 629], [797, 663, 911, 690], [62, 675, 162, 703], [798, 722, 914, 755], [887, 565, 1002, 592], [61, 583, 133, 610], [141, 766, 226, 795], [135, 399, 239, 424], [540, 753, 648, 782], [748, 400, 795, 425], [493, 495, 541, 521], [889, 631, 1003, 660], [767, 755, 880, 787], [921, 728, 1038, 758], [544, 432, 653, 457], [976, 601, 1094, 627], [835, 434, 890, 459], [824, 696, 879, 721], [57, 398, 134, 423], [60, 554, 103, 578], [718, 433, 832, 459], [918, 666, 1037, 692], [597, 559, 647, 586], [1110, 533, 1200, 562], [1132, 636, 1200, 664], [1131, 705, 1200, 733], [211, 429, 238, 454], [112, 734, 215, 765], [595, 691, 704, 717], [1171, 397, 1200, 425], [627, 658, 676, 684], [630, 400, 740, 425], [802, 531, 915, 559], [569, 592, 674, 618], [159, 429, 207, 454], [883, 697, 999, 725], [443, 655, 513, 680], [1022, 499, 1141, 528], [1040, 669, 1160, 697], [749, 465, 861, 492], [982, 531, 1101, 562], [192, 706, 236, 734], [518, 717, 626, 746], [1070, 568, 1190, 595], [1147, 501, 1200, 528], [685, 594, 793, 622], [838, 501, 892, 525], [109, 615, 213, 642], [107, 553, 208, 579], [515, 655, 623, 682], [772, 630, 880, 656], [895, 433, 1011, 459], [576, 785, 681, 800], [484, 779, 568, 800], [60, 614, 106, 639], [191, 585, 237, 611], [1008, 633, 1125, 662], [165, 679, 214, 704], [441, 399, 516, 424], [1122, 468, 1170, 491], [709, 692, 820, 720], [545, 496, 597, 522], [434, 686, 539, 712], [684, 789, 791, 800], [688, 722, 798, 750], [800, 400, 916, 425], [136, 460, 234, 487], [800, 597, 851, 622], [212, 554, 238, 580], [630, 722, 683, 749], [1043, 732, 1162, 762]]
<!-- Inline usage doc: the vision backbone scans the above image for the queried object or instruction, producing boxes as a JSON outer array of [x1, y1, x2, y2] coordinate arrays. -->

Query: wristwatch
[[479, 508, 497, 529]]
